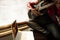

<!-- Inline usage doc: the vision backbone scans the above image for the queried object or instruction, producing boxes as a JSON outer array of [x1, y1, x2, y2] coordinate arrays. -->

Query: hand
[[27, 1, 40, 16], [27, 2, 36, 10]]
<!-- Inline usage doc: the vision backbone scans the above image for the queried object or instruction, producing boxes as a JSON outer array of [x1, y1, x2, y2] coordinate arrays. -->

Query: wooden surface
[[0, 25, 29, 37]]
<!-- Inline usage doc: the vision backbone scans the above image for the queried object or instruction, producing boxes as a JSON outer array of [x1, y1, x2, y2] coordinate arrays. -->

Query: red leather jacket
[[57, 7, 60, 16], [47, 5, 60, 25]]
